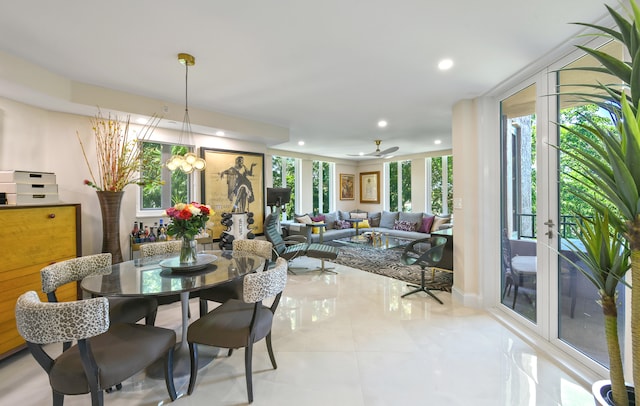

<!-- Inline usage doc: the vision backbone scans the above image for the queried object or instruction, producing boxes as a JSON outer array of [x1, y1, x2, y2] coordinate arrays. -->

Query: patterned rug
[[328, 245, 453, 292]]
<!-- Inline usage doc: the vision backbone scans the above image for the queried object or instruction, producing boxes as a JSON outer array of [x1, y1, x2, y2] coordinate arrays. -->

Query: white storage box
[[0, 183, 58, 194], [6, 193, 60, 205], [0, 170, 56, 184]]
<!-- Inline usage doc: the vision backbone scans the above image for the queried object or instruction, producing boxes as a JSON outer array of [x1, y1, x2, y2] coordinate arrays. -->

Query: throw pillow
[[353, 219, 370, 228], [323, 211, 338, 230], [380, 211, 398, 229], [311, 214, 326, 223], [339, 210, 351, 220], [335, 219, 351, 229], [393, 220, 414, 232], [295, 214, 313, 224], [399, 212, 423, 231], [350, 212, 367, 219], [311, 222, 326, 234], [368, 211, 381, 227], [419, 215, 435, 233], [431, 215, 451, 232]]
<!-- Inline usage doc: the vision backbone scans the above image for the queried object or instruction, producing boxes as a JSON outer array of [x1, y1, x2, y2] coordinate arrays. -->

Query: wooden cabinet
[[0, 204, 81, 359]]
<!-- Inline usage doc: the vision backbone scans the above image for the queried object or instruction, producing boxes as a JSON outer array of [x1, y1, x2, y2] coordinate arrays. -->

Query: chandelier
[[165, 53, 206, 173]]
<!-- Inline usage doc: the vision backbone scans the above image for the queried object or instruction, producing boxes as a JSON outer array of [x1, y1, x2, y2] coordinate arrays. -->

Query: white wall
[[0, 96, 267, 257]]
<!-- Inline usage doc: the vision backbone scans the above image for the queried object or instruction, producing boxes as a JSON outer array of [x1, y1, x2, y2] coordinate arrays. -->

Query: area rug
[[329, 245, 453, 292]]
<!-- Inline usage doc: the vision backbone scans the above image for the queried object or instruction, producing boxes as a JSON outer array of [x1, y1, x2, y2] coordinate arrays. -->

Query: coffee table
[[333, 232, 413, 250]]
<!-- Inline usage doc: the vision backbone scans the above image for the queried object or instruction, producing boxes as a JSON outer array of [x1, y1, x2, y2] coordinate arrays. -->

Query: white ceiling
[[0, 0, 617, 160]]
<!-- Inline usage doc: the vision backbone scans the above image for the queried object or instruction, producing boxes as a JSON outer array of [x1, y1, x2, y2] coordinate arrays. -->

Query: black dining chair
[[186, 257, 288, 404], [15, 291, 177, 406], [400, 236, 448, 303]]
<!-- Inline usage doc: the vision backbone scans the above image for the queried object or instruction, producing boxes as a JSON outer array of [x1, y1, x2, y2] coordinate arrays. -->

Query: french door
[[498, 39, 625, 370]]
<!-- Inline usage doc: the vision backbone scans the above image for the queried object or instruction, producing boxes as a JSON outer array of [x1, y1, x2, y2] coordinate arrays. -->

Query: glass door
[[500, 83, 539, 324], [555, 40, 625, 367]]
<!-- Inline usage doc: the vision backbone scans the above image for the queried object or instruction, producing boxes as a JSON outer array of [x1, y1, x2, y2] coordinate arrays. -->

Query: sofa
[[281, 210, 452, 244]]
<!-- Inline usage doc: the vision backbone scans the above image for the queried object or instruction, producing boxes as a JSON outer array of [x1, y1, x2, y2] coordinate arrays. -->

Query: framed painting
[[339, 173, 355, 200], [200, 148, 265, 240], [359, 171, 380, 204]]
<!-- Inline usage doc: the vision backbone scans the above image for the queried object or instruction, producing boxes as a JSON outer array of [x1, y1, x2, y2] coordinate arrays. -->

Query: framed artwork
[[339, 173, 355, 200], [359, 171, 380, 204], [200, 147, 265, 240]]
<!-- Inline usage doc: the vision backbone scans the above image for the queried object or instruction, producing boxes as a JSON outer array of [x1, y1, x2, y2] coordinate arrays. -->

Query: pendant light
[[165, 53, 206, 173]]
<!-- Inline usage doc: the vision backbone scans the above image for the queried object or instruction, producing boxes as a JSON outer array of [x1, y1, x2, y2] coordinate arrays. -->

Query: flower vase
[[97, 191, 124, 264], [180, 235, 198, 264]]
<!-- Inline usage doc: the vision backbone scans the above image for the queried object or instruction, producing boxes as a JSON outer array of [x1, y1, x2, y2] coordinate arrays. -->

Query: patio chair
[[400, 236, 448, 303]]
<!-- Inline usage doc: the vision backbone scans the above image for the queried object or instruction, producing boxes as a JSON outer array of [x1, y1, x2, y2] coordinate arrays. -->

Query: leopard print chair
[[186, 257, 287, 404], [139, 240, 183, 257], [41, 253, 158, 332], [139, 240, 197, 316], [15, 291, 177, 406], [198, 239, 273, 316]]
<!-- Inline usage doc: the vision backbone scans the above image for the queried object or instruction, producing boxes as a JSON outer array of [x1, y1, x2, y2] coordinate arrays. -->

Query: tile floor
[[0, 257, 595, 405]]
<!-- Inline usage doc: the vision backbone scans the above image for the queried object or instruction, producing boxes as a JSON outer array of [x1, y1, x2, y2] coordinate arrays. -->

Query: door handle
[[544, 219, 554, 238]]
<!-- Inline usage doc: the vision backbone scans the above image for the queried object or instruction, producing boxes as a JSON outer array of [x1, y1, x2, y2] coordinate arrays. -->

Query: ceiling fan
[[348, 140, 399, 158]]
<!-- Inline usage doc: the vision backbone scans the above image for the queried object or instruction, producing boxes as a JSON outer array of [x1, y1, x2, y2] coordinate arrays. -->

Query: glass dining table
[[81, 250, 266, 379]]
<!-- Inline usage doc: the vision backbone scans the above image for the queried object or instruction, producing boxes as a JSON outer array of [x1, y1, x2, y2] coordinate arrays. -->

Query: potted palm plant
[[556, 2, 640, 403]]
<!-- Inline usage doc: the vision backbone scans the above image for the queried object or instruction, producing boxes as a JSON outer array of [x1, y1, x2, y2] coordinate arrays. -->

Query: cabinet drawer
[[0, 206, 77, 271]]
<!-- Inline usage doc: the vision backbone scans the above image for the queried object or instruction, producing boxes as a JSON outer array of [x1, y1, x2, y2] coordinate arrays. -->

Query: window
[[388, 160, 411, 211], [272, 155, 297, 219], [140, 142, 191, 210], [312, 160, 333, 213], [430, 155, 453, 214]]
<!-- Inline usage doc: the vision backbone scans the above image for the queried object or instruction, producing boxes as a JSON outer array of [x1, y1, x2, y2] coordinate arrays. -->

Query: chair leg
[[164, 347, 177, 401], [187, 343, 199, 395], [401, 269, 444, 305], [245, 342, 254, 404], [199, 298, 209, 317], [228, 349, 234, 357], [89, 388, 103, 406], [145, 309, 157, 326], [52, 391, 64, 406], [266, 332, 277, 369]]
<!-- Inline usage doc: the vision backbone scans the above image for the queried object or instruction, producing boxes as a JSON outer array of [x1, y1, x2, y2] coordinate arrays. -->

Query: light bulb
[[185, 152, 197, 164], [181, 162, 194, 173], [193, 159, 206, 170]]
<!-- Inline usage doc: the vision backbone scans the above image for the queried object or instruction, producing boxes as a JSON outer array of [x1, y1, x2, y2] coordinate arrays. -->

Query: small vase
[[180, 235, 198, 264]]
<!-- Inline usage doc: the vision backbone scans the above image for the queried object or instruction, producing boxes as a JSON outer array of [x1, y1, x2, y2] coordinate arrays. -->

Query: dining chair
[[41, 253, 159, 332], [197, 239, 273, 316], [15, 291, 177, 406], [186, 257, 288, 404], [400, 236, 448, 303], [139, 240, 197, 317]]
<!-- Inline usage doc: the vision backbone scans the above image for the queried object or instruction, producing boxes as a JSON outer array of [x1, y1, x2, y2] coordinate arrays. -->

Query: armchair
[[400, 236, 448, 303]]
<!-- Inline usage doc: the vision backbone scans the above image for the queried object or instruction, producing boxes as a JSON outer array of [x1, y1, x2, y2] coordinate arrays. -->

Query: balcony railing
[[514, 213, 581, 239]]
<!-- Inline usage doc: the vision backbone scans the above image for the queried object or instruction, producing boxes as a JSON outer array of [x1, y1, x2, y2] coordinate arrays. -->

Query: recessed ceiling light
[[298, 141, 305, 146], [215, 130, 225, 136], [359, 152, 364, 156], [438, 59, 454, 70], [135, 117, 148, 124], [434, 139, 442, 145], [377, 120, 387, 128]]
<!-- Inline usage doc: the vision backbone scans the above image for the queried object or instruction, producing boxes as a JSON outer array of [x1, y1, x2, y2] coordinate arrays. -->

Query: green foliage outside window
[[141, 142, 189, 209], [312, 161, 330, 213]]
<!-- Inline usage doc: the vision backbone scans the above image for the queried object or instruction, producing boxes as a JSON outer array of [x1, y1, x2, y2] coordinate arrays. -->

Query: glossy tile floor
[[0, 257, 594, 406]]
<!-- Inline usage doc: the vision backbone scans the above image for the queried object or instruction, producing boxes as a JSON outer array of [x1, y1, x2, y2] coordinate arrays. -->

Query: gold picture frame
[[200, 148, 264, 240], [339, 173, 355, 200], [359, 171, 380, 204]]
